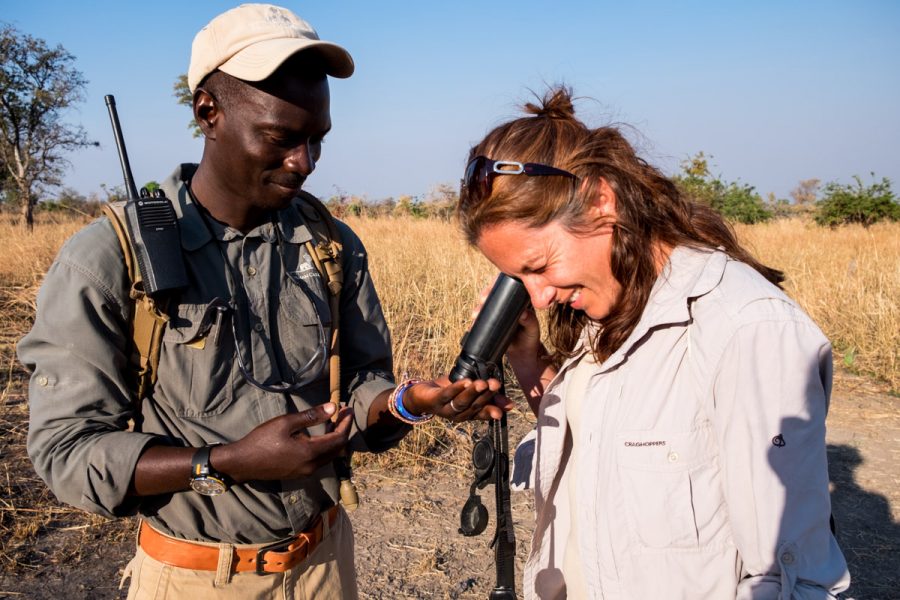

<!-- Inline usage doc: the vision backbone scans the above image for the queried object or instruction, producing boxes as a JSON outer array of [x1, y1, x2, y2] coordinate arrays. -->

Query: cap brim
[[218, 37, 354, 82]]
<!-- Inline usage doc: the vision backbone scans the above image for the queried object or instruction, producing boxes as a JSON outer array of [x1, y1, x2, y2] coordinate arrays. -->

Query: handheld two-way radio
[[451, 273, 530, 600], [104, 95, 188, 294]]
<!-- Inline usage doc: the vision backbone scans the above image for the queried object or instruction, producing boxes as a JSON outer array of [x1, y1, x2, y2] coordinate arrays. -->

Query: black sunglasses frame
[[460, 155, 578, 207]]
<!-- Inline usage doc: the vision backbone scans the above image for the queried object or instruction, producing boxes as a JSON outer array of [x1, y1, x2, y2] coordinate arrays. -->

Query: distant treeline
[[6, 154, 899, 228]]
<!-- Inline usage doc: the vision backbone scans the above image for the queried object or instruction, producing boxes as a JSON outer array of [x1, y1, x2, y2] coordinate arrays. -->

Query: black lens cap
[[472, 436, 494, 477], [459, 494, 489, 536]]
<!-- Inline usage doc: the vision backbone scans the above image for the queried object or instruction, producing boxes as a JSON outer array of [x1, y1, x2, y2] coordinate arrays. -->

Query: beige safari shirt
[[19, 164, 401, 543], [523, 246, 850, 599]]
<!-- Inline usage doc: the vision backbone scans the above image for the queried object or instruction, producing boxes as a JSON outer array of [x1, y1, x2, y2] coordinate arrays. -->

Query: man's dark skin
[[130, 53, 508, 497]]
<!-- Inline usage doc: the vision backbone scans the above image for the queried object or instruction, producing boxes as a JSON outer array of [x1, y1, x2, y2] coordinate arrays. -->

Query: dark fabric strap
[[492, 411, 517, 595]]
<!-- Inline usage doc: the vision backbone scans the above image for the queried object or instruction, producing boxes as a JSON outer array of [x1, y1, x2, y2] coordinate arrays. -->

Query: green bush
[[815, 175, 899, 227], [673, 152, 773, 224]]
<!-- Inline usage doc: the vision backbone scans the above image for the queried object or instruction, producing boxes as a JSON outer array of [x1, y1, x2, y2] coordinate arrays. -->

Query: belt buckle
[[255, 537, 295, 575]]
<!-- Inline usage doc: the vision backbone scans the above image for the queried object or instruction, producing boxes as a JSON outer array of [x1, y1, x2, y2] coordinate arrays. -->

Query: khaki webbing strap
[[296, 193, 358, 510], [102, 202, 137, 284], [297, 192, 344, 419], [131, 292, 169, 401], [101, 202, 170, 406]]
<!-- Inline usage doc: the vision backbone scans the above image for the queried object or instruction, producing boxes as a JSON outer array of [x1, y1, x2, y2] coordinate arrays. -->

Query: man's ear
[[193, 88, 219, 139]]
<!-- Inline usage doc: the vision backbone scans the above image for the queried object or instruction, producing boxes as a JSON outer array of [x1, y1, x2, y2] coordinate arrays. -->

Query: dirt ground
[[0, 368, 898, 600]]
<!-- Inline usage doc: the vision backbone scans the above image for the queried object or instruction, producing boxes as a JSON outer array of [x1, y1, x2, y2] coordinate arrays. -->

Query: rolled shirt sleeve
[[18, 219, 158, 518], [711, 312, 850, 598]]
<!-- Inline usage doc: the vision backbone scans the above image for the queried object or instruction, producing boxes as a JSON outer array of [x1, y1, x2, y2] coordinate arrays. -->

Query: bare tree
[[791, 178, 821, 205], [0, 24, 96, 230]]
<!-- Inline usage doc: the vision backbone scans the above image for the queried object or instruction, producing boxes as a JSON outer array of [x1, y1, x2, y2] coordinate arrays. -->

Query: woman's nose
[[522, 277, 555, 310]]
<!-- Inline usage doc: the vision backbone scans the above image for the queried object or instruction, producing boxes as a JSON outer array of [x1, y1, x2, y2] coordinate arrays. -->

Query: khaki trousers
[[121, 508, 358, 600]]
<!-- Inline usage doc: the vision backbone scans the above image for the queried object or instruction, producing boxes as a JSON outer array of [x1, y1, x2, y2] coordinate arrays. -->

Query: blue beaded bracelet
[[389, 379, 433, 425]]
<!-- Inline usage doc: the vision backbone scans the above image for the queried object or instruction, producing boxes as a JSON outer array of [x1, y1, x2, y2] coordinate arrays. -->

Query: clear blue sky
[[4, 1, 900, 203]]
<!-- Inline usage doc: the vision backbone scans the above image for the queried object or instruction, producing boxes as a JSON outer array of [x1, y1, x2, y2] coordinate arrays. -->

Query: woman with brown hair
[[457, 86, 850, 599]]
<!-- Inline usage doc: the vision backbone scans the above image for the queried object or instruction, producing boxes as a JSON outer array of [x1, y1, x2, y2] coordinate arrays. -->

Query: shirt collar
[[160, 164, 314, 251], [552, 246, 728, 380], [641, 245, 727, 327], [597, 245, 727, 372]]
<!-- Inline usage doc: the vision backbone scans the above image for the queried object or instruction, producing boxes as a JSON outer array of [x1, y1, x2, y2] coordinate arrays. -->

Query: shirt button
[[667, 451, 679, 463], [254, 322, 264, 332], [781, 552, 795, 565], [38, 376, 49, 386], [288, 494, 298, 504], [247, 266, 257, 276]]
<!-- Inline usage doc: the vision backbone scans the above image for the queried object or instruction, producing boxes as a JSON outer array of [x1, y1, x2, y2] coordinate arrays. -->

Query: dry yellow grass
[[735, 219, 899, 390], [0, 211, 897, 576], [345, 216, 497, 380], [0, 214, 85, 285], [1, 213, 897, 390]]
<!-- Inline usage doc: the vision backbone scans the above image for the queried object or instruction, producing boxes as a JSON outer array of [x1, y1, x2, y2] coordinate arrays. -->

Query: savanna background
[[2, 2, 900, 597], [1, 206, 898, 599]]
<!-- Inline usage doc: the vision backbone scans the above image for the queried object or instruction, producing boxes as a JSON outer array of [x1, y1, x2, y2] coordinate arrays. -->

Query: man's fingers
[[475, 394, 514, 420], [442, 378, 503, 420], [287, 403, 337, 432], [297, 409, 352, 465], [433, 374, 452, 387], [332, 408, 353, 435], [303, 427, 351, 464], [460, 386, 503, 419]]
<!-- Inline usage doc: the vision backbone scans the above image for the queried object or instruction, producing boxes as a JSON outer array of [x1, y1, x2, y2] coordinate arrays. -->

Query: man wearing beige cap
[[19, 4, 506, 598]]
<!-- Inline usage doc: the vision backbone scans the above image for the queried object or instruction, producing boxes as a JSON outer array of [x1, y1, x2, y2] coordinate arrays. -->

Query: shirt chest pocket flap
[[159, 301, 235, 418], [615, 425, 723, 550]]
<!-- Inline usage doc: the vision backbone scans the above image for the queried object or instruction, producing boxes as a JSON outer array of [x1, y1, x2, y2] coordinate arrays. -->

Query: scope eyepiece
[[449, 274, 530, 383]]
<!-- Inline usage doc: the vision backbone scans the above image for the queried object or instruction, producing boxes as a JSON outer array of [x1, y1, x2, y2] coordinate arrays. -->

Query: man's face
[[211, 73, 332, 213]]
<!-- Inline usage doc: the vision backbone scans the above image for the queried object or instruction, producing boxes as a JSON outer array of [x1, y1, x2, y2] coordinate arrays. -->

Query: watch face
[[190, 476, 227, 496]]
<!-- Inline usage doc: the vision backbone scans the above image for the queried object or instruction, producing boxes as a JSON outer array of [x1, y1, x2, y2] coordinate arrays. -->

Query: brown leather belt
[[138, 505, 340, 574]]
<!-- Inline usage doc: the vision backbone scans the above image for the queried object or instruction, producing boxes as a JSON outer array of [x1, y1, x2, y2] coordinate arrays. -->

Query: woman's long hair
[[457, 86, 783, 364]]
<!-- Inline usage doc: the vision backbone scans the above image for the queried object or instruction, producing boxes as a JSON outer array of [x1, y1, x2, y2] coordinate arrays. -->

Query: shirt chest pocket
[[615, 425, 724, 550], [271, 267, 332, 386], [278, 261, 332, 329], [158, 301, 235, 418]]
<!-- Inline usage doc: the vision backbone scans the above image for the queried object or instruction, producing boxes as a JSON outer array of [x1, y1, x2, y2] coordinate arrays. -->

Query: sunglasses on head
[[460, 155, 578, 207]]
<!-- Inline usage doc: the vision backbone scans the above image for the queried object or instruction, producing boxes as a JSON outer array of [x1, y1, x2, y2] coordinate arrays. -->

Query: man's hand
[[214, 404, 352, 483], [129, 404, 351, 497], [404, 376, 513, 423]]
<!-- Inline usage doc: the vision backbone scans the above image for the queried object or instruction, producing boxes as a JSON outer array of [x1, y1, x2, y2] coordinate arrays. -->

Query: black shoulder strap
[[490, 406, 517, 598]]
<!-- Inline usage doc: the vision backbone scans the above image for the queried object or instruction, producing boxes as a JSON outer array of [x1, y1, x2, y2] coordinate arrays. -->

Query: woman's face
[[476, 209, 622, 321]]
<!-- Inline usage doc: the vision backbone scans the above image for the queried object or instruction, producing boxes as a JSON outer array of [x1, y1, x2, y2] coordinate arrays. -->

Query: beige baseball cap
[[188, 3, 354, 92]]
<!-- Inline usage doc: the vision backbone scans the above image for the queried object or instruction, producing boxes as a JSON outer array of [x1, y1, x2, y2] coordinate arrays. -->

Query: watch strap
[[191, 445, 214, 479]]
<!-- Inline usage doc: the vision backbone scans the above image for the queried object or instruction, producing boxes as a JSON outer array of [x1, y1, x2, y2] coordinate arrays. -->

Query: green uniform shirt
[[19, 164, 401, 543]]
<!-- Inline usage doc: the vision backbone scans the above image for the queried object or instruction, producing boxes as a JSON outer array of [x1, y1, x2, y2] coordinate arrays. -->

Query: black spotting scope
[[449, 274, 531, 383]]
